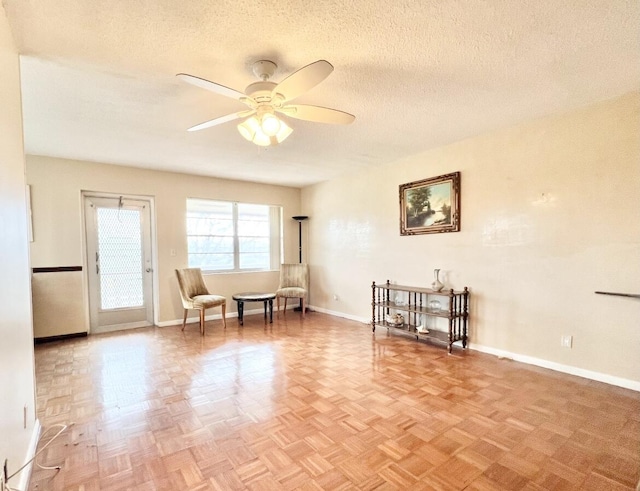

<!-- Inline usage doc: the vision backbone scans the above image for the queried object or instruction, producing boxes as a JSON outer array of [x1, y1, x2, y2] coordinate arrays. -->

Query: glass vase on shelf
[[429, 299, 441, 313]]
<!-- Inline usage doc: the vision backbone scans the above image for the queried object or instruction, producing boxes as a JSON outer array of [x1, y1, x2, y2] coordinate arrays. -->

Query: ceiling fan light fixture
[[237, 116, 260, 141], [261, 112, 281, 136], [274, 119, 293, 144], [237, 116, 292, 146], [253, 128, 272, 147]]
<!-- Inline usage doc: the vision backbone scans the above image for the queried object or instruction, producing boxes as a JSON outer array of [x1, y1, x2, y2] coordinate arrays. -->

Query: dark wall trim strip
[[595, 291, 640, 299], [34, 331, 88, 344], [33, 266, 83, 273]]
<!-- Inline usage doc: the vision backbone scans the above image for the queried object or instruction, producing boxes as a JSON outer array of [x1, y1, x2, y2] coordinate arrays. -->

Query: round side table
[[231, 292, 276, 326]]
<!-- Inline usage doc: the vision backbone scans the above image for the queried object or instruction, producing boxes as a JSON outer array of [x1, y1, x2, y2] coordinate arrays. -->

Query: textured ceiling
[[4, 0, 639, 187]]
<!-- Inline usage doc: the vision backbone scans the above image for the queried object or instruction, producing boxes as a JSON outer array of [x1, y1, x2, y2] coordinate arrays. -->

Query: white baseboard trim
[[308, 305, 369, 324], [156, 305, 294, 328], [91, 320, 152, 334], [157, 311, 238, 328], [471, 344, 640, 392], [16, 419, 42, 491]]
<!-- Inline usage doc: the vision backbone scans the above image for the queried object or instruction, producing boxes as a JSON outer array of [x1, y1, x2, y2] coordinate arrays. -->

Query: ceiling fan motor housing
[[244, 81, 277, 103]]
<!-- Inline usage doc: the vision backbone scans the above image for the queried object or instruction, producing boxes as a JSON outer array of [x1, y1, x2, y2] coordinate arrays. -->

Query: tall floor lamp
[[292, 215, 308, 311]]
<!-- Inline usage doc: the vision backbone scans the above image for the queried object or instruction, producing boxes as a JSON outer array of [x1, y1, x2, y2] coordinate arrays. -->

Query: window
[[187, 199, 282, 272]]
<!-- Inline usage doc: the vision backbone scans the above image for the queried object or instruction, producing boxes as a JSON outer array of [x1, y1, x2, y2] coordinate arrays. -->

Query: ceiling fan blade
[[187, 110, 255, 132], [272, 60, 334, 102], [278, 104, 355, 125], [177, 73, 246, 101]]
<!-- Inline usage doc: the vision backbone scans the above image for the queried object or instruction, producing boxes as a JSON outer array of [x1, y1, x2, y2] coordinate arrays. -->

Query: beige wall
[[0, 6, 37, 488], [26, 157, 301, 325], [302, 92, 640, 386]]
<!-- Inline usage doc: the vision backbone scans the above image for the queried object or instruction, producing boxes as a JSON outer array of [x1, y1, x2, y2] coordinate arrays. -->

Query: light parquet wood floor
[[29, 312, 639, 490]]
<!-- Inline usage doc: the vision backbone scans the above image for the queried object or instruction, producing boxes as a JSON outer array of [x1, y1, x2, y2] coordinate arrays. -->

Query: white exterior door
[[84, 195, 154, 333]]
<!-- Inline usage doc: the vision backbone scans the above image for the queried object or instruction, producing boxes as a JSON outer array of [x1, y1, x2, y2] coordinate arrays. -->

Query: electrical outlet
[[561, 335, 573, 348]]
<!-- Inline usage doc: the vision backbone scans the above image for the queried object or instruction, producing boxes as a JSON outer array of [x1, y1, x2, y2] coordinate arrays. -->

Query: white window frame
[[187, 198, 282, 273]]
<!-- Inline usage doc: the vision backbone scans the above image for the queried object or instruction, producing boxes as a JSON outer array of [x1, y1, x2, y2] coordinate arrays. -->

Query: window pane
[[188, 199, 233, 217], [237, 219, 269, 236], [239, 253, 269, 269], [187, 216, 234, 236], [238, 203, 269, 237], [238, 203, 269, 220], [188, 236, 233, 254], [186, 199, 280, 272], [96, 208, 143, 309], [189, 253, 234, 270], [239, 237, 269, 253]]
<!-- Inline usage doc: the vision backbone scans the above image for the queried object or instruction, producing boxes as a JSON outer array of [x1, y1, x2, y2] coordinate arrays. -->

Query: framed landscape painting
[[399, 172, 460, 235]]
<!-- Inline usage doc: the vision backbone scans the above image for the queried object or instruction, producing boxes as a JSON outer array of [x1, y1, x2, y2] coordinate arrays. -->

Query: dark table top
[[232, 292, 276, 301]]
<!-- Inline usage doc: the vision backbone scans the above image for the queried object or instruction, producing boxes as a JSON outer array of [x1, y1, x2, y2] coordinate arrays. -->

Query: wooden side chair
[[275, 263, 309, 316], [175, 268, 226, 335]]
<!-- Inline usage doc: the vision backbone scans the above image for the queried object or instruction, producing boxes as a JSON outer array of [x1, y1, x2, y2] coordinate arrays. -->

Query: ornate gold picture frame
[[400, 172, 460, 235]]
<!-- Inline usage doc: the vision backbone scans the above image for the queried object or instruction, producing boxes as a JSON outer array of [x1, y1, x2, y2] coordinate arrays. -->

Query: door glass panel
[[97, 207, 144, 309]]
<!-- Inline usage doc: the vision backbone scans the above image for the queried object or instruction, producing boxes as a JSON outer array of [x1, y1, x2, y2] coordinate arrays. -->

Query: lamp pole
[[292, 216, 308, 311], [292, 215, 308, 263]]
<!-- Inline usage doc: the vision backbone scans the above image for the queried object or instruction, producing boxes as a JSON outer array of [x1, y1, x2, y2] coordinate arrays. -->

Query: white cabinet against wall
[[371, 280, 470, 354]]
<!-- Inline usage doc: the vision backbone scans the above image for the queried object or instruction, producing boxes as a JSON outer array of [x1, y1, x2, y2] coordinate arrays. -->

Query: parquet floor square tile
[[27, 312, 639, 490]]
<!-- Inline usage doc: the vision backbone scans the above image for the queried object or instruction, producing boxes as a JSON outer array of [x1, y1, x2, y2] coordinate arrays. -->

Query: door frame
[[81, 191, 159, 333]]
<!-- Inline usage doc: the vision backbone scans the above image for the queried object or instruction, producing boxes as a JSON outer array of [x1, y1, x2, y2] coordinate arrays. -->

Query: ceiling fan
[[177, 59, 355, 146]]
